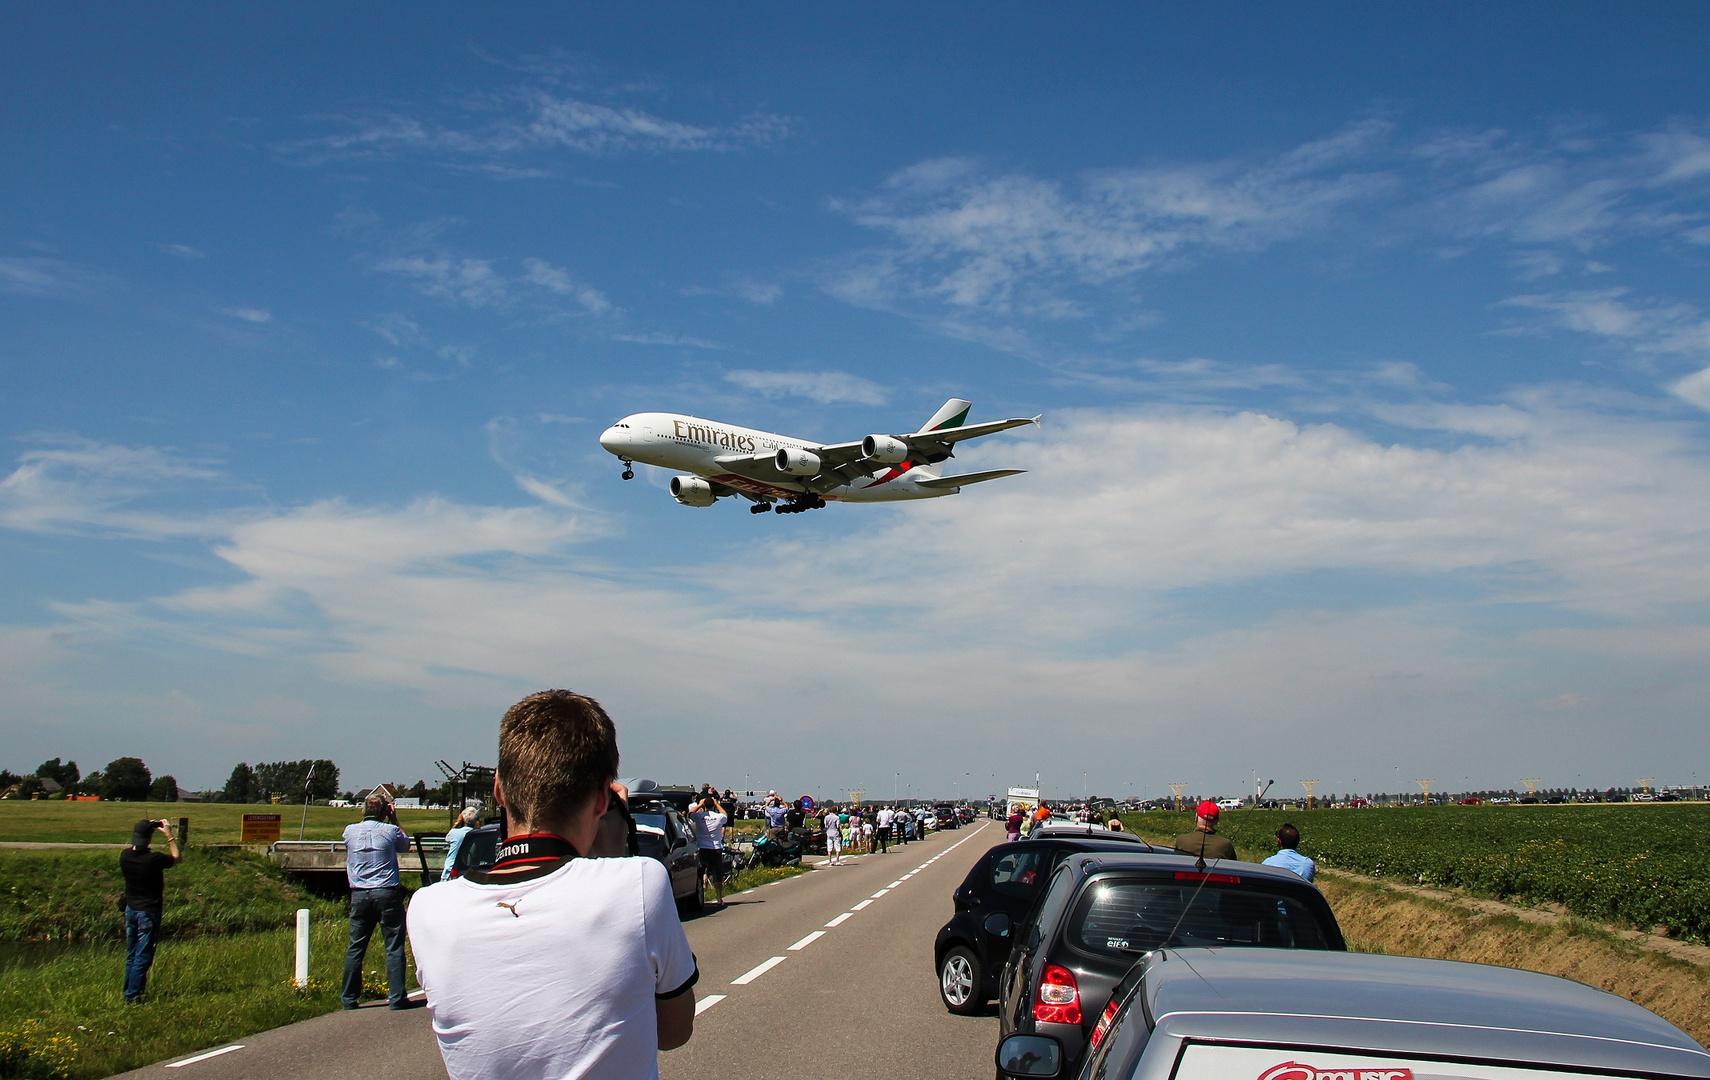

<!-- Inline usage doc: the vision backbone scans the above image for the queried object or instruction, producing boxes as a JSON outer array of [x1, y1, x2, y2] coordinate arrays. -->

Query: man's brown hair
[[497, 690, 620, 827]]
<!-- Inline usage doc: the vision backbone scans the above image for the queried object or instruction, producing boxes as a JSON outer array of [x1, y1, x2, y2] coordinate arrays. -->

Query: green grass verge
[[0, 801, 449, 845], [0, 847, 349, 944], [0, 920, 411, 1080], [702, 862, 809, 904]]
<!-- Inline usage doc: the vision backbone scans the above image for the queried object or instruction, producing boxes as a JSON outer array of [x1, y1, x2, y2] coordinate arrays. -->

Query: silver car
[[998, 948, 1710, 1080]]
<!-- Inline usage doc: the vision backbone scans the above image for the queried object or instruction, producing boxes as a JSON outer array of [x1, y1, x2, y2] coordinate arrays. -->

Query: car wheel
[[939, 945, 985, 1015]]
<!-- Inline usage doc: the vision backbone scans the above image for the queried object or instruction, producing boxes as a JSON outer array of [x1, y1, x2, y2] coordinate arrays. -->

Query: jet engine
[[775, 447, 822, 476], [669, 475, 717, 507], [861, 434, 910, 464]]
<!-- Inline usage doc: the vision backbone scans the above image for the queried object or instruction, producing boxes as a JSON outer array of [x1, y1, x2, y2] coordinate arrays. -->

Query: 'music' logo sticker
[[1259, 1063, 1413, 1080]]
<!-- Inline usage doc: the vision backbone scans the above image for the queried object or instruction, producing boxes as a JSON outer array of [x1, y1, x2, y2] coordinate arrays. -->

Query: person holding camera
[[407, 689, 698, 1080], [119, 818, 180, 1003], [342, 793, 415, 1010]]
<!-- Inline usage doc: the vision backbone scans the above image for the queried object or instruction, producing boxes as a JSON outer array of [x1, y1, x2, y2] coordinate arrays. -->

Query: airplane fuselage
[[599, 412, 946, 502]]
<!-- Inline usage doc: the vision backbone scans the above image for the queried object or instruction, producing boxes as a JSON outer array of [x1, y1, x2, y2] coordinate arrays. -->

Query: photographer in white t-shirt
[[408, 690, 698, 1080]]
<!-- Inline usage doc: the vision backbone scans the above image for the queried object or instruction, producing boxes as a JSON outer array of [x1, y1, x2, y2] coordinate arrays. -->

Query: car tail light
[[1174, 871, 1240, 883], [1088, 996, 1121, 1050], [1032, 963, 1082, 1025]]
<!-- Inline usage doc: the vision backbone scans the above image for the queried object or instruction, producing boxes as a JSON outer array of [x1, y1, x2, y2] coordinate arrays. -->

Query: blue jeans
[[342, 887, 408, 1008], [123, 907, 160, 1002]]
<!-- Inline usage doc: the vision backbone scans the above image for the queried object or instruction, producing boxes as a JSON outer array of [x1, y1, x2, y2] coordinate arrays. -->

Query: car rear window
[[1069, 876, 1331, 955]]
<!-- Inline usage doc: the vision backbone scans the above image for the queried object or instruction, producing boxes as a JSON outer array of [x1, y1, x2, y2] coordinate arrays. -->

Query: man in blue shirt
[[343, 794, 414, 1009], [1261, 822, 1316, 882]]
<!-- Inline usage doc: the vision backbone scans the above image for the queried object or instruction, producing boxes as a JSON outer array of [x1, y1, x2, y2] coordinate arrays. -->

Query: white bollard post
[[294, 908, 311, 988]]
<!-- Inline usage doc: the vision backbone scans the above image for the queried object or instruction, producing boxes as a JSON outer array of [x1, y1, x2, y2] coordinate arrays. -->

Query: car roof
[[1057, 849, 1318, 886], [1141, 948, 1710, 1076], [1028, 825, 1153, 845]]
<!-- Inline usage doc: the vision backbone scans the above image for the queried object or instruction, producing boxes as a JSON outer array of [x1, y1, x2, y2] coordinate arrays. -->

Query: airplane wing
[[913, 469, 1027, 489], [715, 414, 1040, 493]]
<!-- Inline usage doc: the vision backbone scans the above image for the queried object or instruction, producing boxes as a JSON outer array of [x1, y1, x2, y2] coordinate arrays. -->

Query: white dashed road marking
[[732, 956, 788, 985], [788, 930, 826, 951], [166, 1046, 245, 1068], [871, 889, 890, 898], [852, 898, 874, 910], [695, 994, 726, 1015], [825, 912, 853, 927]]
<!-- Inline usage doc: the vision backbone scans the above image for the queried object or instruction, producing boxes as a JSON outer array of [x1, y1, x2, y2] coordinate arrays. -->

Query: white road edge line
[[732, 956, 788, 985], [852, 899, 874, 910], [788, 930, 826, 951], [165, 1046, 245, 1068], [695, 994, 726, 1015], [825, 912, 853, 927]]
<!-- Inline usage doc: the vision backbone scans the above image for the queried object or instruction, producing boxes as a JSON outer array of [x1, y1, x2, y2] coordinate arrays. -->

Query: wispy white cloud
[[283, 85, 792, 167], [827, 122, 1395, 318], [724, 369, 890, 405], [0, 256, 92, 297], [222, 306, 273, 324], [1500, 288, 1710, 355], [520, 258, 611, 315], [375, 251, 610, 316], [612, 332, 722, 349], [157, 243, 205, 260], [0, 437, 237, 539], [1672, 367, 1710, 412]]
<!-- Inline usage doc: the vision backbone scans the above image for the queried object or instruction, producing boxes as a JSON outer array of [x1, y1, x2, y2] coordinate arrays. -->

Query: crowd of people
[[113, 690, 1322, 1080]]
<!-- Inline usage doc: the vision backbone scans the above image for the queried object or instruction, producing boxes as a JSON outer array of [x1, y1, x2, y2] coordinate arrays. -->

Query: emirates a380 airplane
[[598, 398, 1040, 514]]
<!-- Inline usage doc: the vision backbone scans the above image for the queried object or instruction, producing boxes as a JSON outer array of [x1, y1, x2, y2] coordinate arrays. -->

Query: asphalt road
[[115, 821, 1001, 1080]]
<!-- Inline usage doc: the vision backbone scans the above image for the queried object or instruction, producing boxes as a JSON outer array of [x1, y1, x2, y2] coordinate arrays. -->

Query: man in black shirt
[[119, 818, 180, 1003]]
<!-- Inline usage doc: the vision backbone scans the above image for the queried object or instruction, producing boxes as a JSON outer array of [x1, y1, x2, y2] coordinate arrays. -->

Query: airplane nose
[[599, 425, 623, 453]]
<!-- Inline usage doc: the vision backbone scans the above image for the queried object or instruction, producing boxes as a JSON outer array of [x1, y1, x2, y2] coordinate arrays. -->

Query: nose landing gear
[[620, 459, 635, 481]]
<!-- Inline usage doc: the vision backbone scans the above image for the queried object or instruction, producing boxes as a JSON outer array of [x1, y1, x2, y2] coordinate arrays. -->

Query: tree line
[[0, 757, 177, 802], [4, 754, 456, 805]]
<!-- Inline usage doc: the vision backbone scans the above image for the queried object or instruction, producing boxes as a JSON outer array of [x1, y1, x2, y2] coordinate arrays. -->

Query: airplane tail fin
[[917, 398, 972, 435]]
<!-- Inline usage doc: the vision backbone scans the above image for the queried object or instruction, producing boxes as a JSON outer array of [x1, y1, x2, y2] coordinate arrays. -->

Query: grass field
[[1120, 802, 1710, 944], [0, 800, 451, 845], [0, 806, 810, 1078]]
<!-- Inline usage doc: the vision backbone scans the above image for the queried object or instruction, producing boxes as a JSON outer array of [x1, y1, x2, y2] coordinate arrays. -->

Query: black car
[[995, 851, 1344, 1079], [934, 835, 1162, 1017]]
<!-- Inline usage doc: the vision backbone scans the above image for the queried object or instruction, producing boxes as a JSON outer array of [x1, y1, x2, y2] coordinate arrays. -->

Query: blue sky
[[4, 6, 1709, 801]]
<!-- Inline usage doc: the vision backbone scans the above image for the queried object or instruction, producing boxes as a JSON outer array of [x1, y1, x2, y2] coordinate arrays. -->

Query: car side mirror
[[996, 1034, 1062, 1078], [983, 912, 1012, 938]]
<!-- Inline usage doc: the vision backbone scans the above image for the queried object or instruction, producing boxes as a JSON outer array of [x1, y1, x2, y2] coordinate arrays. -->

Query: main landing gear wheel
[[776, 496, 827, 515], [749, 502, 772, 514]]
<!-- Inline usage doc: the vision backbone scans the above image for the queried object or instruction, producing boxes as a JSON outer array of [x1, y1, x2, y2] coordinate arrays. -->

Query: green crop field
[[1122, 802, 1710, 944], [0, 800, 451, 844]]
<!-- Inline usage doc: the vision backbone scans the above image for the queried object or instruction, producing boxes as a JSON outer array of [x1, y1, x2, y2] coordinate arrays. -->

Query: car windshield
[[1069, 876, 1331, 955], [633, 813, 669, 832]]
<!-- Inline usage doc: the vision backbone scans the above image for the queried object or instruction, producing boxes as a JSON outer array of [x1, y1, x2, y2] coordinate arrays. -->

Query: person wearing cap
[[119, 818, 180, 1003], [1173, 800, 1237, 862]]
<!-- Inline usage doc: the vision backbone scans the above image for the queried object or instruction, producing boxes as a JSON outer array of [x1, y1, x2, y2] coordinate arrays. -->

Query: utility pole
[[1300, 780, 1320, 810], [1168, 782, 1188, 812]]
